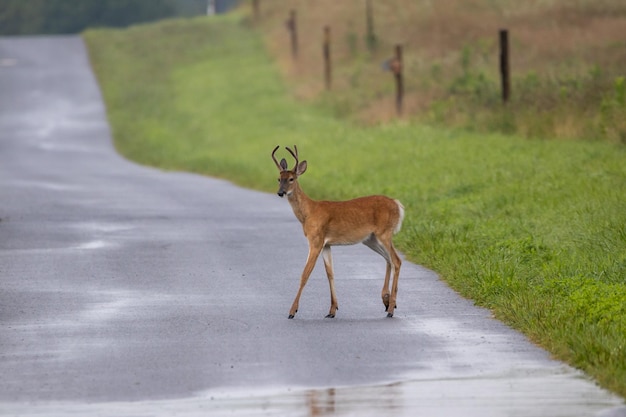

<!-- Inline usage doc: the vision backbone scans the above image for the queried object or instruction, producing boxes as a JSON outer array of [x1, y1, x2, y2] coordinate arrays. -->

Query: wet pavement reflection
[[5, 371, 625, 417]]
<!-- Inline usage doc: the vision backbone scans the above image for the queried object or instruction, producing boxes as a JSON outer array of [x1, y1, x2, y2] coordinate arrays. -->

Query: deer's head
[[272, 145, 307, 198]]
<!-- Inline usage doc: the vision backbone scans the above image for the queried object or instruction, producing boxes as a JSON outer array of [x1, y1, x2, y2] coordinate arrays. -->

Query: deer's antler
[[286, 145, 298, 171], [271, 145, 284, 172]]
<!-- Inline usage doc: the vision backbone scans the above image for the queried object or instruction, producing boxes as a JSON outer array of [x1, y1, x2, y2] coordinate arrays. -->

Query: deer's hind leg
[[386, 242, 402, 317], [363, 234, 401, 317], [322, 245, 339, 318]]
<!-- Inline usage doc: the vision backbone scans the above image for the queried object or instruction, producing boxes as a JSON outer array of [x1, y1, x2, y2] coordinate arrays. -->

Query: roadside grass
[[84, 16, 626, 397]]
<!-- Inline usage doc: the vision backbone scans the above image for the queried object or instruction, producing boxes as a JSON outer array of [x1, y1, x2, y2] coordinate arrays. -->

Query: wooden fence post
[[392, 44, 404, 115], [365, 0, 377, 52], [499, 29, 510, 103], [323, 26, 332, 90], [286, 10, 298, 60]]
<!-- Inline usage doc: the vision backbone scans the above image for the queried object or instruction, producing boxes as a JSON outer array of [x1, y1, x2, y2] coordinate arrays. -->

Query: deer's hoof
[[387, 312, 394, 318], [385, 301, 396, 312], [325, 314, 335, 319], [288, 314, 295, 319], [382, 294, 390, 310]]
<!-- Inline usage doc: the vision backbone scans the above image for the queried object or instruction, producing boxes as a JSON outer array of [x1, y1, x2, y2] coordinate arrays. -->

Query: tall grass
[[254, 0, 626, 142], [84, 15, 626, 397]]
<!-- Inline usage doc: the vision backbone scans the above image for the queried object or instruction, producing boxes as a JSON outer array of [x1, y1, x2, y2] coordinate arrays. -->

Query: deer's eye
[[289, 178, 295, 182]]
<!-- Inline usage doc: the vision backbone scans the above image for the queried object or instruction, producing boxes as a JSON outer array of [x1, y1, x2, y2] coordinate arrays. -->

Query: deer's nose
[[277, 191, 285, 198]]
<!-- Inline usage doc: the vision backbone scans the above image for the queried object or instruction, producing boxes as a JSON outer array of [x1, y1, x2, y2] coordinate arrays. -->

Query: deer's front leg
[[289, 241, 323, 319], [322, 245, 338, 318]]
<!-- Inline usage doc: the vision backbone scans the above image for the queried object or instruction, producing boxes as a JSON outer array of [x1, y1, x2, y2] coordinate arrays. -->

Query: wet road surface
[[0, 36, 624, 416]]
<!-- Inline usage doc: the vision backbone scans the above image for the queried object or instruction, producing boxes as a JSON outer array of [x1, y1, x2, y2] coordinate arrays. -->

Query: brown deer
[[272, 145, 404, 319]]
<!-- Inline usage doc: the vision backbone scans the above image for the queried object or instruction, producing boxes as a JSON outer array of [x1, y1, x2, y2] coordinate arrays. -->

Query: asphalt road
[[0, 36, 624, 417]]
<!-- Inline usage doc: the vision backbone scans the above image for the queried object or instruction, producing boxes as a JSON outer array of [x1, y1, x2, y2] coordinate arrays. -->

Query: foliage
[[0, 0, 175, 35]]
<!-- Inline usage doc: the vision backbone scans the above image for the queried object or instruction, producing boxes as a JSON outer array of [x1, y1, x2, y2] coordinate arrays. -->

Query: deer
[[272, 145, 405, 319]]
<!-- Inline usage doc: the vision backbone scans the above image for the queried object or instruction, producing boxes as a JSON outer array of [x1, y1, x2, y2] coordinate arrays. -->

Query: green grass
[[84, 16, 626, 397]]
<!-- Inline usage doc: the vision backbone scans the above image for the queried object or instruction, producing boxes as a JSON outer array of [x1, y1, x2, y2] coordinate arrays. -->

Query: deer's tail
[[393, 199, 405, 235]]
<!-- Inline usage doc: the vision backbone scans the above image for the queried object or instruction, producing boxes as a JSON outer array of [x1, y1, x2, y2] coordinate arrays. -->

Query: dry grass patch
[[251, 0, 626, 141]]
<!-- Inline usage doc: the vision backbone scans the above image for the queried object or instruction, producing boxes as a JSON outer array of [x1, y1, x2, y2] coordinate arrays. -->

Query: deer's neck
[[287, 182, 315, 225]]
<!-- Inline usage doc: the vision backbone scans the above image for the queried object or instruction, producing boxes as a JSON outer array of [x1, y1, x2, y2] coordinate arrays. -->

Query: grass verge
[[84, 15, 626, 397]]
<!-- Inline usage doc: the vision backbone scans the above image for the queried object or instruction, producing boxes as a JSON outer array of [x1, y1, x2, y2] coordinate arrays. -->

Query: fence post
[[499, 29, 510, 103], [392, 44, 404, 115], [252, 0, 260, 21], [286, 10, 298, 60], [365, 0, 377, 52], [323, 26, 332, 90]]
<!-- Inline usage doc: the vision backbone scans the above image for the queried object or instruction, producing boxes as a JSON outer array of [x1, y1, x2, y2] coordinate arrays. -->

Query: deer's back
[[306, 195, 403, 245]]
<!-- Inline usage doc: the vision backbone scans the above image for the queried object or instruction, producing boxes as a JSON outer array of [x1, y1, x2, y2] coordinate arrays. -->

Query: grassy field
[[256, 0, 626, 142], [84, 12, 626, 397]]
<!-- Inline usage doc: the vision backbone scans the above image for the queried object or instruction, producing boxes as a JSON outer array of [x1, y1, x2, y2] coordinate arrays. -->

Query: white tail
[[272, 145, 404, 319]]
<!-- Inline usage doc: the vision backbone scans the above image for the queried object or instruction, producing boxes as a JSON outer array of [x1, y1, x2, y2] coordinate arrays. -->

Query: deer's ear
[[296, 160, 307, 176], [280, 158, 288, 171]]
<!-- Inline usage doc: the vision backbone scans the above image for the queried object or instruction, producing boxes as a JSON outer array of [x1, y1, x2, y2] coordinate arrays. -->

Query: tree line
[[0, 0, 226, 35]]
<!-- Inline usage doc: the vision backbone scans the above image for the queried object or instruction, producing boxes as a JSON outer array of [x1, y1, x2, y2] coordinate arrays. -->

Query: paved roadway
[[0, 36, 624, 417]]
